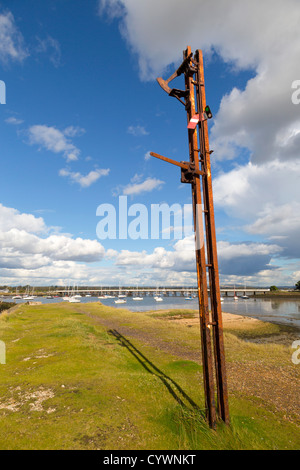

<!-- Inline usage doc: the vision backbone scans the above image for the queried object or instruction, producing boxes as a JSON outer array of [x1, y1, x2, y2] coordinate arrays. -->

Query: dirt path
[[86, 312, 202, 363], [227, 361, 300, 423]]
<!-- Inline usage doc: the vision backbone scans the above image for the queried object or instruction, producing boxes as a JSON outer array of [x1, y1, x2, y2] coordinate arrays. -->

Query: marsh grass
[[0, 302, 298, 450]]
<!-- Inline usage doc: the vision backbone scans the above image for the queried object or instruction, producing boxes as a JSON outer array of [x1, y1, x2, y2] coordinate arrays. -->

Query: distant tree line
[[270, 283, 300, 291]]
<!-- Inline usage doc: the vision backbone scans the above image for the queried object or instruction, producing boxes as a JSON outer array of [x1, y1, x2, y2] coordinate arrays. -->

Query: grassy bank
[[253, 291, 300, 299], [0, 303, 299, 450], [0, 302, 16, 313]]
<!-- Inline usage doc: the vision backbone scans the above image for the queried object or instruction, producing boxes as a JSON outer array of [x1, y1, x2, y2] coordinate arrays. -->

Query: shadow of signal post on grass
[[108, 329, 205, 419]]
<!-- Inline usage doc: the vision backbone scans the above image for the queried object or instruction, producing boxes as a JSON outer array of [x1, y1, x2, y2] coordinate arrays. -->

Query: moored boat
[[114, 298, 126, 304], [68, 297, 81, 303]]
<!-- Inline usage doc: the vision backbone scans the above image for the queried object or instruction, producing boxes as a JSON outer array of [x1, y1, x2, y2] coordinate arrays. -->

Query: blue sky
[[1, 0, 300, 287]]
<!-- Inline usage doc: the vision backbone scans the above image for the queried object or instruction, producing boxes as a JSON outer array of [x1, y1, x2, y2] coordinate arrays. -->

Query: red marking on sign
[[187, 114, 200, 129], [187, 113, 207, 129]]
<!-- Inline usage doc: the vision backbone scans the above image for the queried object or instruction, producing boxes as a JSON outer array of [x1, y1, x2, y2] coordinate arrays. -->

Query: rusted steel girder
[[194, 49, 230, 425], [183, 46, 217, 429], [151, 47, 230, 429]]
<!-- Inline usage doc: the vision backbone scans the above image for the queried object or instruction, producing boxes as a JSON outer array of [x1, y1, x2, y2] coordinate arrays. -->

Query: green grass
[[149, 309, 197, 319], [255, 291, 300, 298], [0, 302, 299, 450]]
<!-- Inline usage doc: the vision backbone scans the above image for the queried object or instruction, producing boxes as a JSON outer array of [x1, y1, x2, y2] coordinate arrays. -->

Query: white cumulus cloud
[[5, 116, 24, 125], [123, 177, 164, 196], [0, 203, 46, 233], [0, 11, 28, 64], [35, 35, 62, 68], [59, 168, 110, 188], [0, 204, 106, 284], [28, 125, 82, 162], [127, 125, 149, 136], [114, 235, 281, 278]]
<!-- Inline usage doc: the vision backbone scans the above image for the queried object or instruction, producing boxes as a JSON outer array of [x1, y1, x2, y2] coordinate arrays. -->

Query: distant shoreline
[[250, 292, 300, 299]]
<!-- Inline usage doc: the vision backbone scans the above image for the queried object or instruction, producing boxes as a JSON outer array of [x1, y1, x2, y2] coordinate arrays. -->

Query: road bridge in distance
[[50, 287, 270, 297]]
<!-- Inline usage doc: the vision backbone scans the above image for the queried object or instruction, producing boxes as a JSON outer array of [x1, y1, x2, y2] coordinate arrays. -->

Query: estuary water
[[6, 295, 300, 330]]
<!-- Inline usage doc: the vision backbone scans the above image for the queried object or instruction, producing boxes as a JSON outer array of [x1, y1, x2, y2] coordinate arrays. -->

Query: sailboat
[[69, 296, 81, 303], [23, 286, 36, 301], [68, 285, 81, 303], [133, 286, 143, 301], [98, 286, 107, 299], [45, 287, 53, 299], [184, 290, 193, 300], [241, 284, 249, 299], [98, 287, 115, 299], [118, 285, 127, 298], [63, 283, 70, 301], [114, 298, 126, 304], [12, 288, 22, 299], [73, 286, 82, 298], [154, 287, 163, 302], [233, 285, 238, 300]]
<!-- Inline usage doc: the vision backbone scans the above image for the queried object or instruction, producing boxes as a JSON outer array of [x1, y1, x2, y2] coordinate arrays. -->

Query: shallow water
[[6, 295, 300, 330]]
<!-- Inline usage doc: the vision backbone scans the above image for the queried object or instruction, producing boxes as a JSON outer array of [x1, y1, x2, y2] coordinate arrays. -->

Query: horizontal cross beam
[[150, 152, 205, 176]]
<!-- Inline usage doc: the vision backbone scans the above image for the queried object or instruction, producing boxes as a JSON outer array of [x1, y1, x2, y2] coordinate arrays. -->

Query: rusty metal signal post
[[150, 47, 229, 429]]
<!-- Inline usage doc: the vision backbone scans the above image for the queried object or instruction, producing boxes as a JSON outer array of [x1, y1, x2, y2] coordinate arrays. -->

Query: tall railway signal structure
[[150, 47, 230, 429]]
